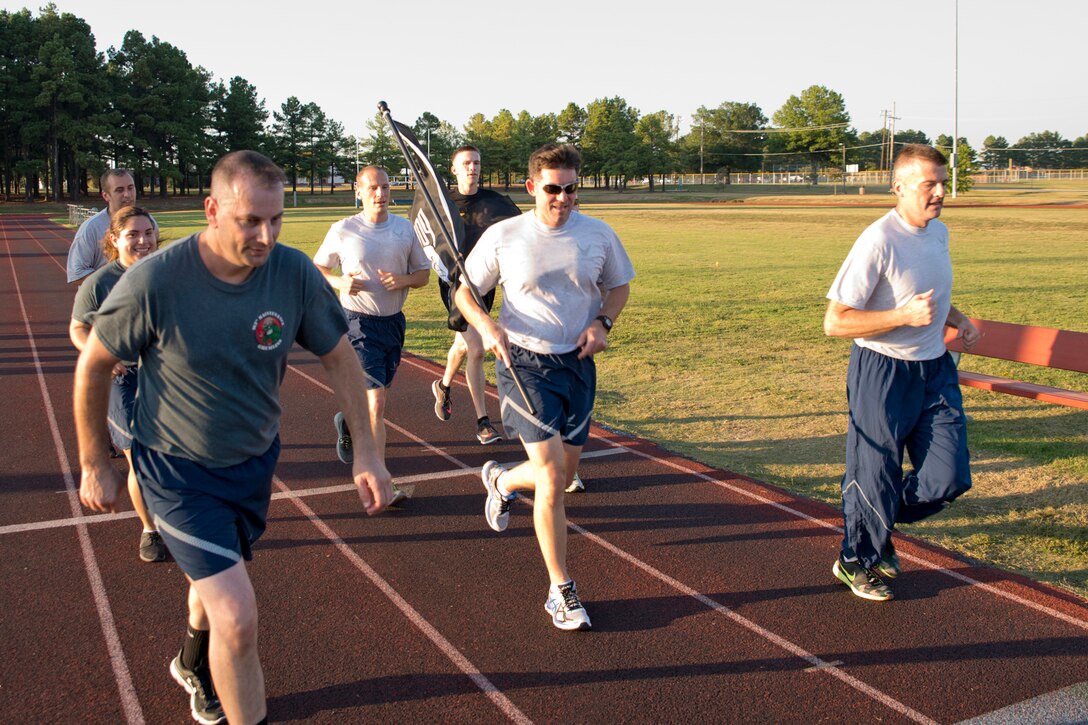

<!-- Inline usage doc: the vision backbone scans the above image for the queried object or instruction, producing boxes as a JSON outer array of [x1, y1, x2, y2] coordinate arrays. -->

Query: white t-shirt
[[313, 213, 429, 317], [464, 211, 635, 354], [827, 209, 953, 361]]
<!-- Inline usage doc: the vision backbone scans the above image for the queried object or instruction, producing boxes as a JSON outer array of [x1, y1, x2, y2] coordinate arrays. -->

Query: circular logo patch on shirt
[[253, 311, 285, 350]]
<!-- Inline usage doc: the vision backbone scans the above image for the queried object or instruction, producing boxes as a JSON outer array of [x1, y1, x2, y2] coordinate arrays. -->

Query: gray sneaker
[[333, 412, 351, 464], [565, 472, 585, 493], [139, 531, 168, 563], [481, 460, 514, 532]]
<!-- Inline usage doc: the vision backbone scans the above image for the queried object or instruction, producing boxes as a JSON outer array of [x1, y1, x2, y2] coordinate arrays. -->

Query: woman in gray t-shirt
[[69, 206, 166, 564]]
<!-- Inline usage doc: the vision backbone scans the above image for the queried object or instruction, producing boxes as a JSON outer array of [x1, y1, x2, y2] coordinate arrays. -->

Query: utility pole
[[879, 109, 890, 176], [699, 122, 704, 178], [890, 102, 899, 187]]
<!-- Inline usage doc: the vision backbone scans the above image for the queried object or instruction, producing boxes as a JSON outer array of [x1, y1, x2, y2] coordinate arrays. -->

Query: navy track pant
[[840, 344, 972, 568]]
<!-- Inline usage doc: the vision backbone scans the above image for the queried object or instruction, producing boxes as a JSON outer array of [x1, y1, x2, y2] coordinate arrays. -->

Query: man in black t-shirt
[[431, 145, 521, 445]]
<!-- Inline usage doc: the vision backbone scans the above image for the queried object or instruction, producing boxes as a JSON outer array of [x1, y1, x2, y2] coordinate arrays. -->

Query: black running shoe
[[476, 417, 503, 445], [139, 531, 167, 563], [170, 652, 225, 725]]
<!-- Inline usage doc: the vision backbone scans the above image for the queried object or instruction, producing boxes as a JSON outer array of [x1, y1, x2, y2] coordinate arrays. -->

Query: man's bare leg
[[190, 562, 265, 725], [496, 436, 582, 584]]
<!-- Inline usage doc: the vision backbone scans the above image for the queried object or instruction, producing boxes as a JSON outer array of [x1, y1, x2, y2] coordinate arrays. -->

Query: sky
[[8, 0, 1087, 147]]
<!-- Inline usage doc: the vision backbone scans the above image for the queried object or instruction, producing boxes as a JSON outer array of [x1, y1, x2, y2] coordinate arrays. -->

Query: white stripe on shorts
[[501, 396, 560, 438], [563, 412, 592, 443], [154, 515, 242, 564]]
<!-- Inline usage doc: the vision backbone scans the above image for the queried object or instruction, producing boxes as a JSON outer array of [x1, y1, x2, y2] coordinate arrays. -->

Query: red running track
[[1, 214, 1086, 724]]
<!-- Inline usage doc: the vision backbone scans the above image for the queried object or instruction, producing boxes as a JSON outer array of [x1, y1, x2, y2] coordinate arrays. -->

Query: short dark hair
[[452, 144, 480, 160], [211, 151, 286, 196], [893, 144, 948, 175], [100, 168, 134, 191], [101, 206, 156, 262], [528, 143, 581, 180]]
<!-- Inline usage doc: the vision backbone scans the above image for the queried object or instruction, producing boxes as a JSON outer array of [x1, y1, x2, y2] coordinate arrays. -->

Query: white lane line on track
[[285, 364, 938, 723], [565, 517, 937, 724], [272, 475, 533, 725], [4, 449, 626, 536], [404, 354, 1088, 631], [596, 436, 1088, 633], [17, 219, 68, 273], [3, 223, 145, 724]]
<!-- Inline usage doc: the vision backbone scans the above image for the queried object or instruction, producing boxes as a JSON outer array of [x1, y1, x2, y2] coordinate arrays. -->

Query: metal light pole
[[952, 0, 959, 198], [354, 136, 360, 209]]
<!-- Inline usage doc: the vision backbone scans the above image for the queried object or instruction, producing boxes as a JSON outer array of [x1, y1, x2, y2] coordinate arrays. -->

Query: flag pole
[[378, 101, 536, 416]]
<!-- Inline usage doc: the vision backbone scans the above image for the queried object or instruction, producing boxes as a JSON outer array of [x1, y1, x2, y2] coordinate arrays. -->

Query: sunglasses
[[540, 182, 578, 195]]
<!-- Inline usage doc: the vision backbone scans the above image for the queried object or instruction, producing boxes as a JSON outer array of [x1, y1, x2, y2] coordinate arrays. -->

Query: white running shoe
[[545, 580, 592, 631], [481, 460, 514, 532], [565, 472, 585, 493]]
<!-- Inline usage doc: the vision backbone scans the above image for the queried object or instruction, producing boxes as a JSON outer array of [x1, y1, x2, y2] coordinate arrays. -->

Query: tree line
[[3, 5, 1086, 202]]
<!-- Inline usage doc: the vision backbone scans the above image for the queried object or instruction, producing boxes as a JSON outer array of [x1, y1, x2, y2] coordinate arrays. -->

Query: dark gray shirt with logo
[[92, 234, 347, 467]]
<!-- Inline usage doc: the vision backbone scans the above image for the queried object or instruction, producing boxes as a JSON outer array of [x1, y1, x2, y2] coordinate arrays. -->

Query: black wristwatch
[[595, 315, 613, 333]]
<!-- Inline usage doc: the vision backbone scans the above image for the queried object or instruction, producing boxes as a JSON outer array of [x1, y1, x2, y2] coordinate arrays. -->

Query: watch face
[[598, 315, 612, 331]]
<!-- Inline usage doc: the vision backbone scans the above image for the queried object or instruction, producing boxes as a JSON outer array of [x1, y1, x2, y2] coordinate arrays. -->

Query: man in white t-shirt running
[[315, 166, 429, 501], [824, 143, 979, 602], [456, 143, 634, 630]]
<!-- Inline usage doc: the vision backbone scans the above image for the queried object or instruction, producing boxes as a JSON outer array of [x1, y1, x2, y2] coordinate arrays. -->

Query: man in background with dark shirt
[[430, 145, 521, 445]]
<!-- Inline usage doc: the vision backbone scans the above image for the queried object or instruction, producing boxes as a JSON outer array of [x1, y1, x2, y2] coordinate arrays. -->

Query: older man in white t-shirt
[[824, 143, 979, 602], [456, 143, 634, 631]]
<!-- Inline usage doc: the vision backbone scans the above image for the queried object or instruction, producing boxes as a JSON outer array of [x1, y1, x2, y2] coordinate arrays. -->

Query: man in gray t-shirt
[[457, 143, 634, 632], [66, 168, 157, 284], [823, 143, 979, 603], [74, 151, 392, 725]]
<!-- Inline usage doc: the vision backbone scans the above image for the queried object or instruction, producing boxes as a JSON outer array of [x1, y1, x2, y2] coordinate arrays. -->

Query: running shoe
[[545, 580, 592, 631], [876, 539, 901, 579], [833, 555, 893, 602], [476, 417, 503, 445], [565, 472, 585, 493], [139, 531, 168, 563], [333, 412, 351, 464], [481, 460, 514, 532], [432, 380, 452, 421], [170, 652, 225, 725], [389, 483, 409, 506]]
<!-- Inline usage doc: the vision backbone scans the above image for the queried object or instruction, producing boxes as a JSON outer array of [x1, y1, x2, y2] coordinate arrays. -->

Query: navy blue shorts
[[132, 437, 280, 581], [345, 310, 405, 389], [497, 344, 596, 446], [107, 366, 137, 451]]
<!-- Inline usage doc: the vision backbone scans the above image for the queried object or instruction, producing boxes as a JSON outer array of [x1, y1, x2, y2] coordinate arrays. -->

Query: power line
[[710, 122, 850, 135]]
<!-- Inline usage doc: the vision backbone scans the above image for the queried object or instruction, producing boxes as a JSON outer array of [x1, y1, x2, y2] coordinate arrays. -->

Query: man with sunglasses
[[455, 143, 634, 630], [430, 145, 520, 446]]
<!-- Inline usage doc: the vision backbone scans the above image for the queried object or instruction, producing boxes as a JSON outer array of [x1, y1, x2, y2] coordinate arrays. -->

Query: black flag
[[390, 120, 465, 286], [379, 101, 535, 415]]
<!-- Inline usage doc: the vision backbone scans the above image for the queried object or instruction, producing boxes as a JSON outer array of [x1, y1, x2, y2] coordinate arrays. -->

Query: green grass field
[[30, 190, 1088, 598]]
